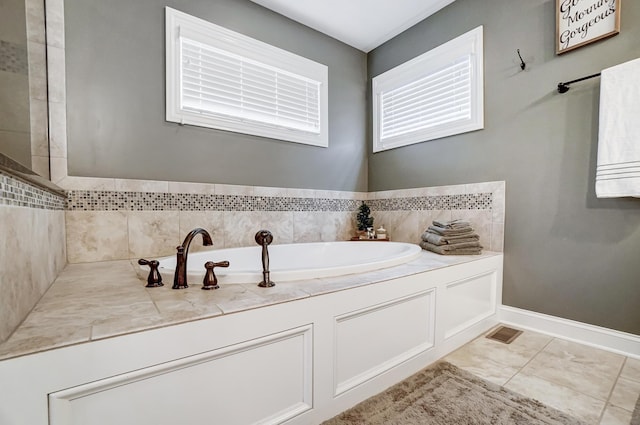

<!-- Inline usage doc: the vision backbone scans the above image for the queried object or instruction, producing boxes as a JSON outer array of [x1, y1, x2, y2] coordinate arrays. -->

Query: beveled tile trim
[[0, 171, 65, 210]]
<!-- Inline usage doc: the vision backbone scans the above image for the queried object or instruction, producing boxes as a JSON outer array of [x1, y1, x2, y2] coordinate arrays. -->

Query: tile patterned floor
[[445, 326, 640, 425]]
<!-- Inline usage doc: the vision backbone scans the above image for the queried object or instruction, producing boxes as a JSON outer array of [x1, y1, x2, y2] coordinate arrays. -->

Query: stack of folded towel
[[419, 219, 482, 255]]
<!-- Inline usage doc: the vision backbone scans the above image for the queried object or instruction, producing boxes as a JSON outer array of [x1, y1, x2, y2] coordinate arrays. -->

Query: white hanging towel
[[596, 57, 640, 198]]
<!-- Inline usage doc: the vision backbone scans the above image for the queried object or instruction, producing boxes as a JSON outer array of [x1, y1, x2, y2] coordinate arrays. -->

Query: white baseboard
[[499, 305, 640, 359]]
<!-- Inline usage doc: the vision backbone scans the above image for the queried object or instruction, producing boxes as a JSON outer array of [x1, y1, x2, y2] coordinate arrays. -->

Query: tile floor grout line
[[596, 356, 629, 424], [502, 333, 555, 388]]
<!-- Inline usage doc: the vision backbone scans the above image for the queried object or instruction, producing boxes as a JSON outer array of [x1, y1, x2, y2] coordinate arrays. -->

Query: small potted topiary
[[356, 201, 374, 239]]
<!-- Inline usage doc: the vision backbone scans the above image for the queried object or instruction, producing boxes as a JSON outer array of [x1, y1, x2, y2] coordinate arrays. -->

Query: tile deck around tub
[[0, 251, 501, 361]]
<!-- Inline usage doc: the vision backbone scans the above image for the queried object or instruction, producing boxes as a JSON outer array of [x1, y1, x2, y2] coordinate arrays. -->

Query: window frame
[[372, 26, 484, 153], [165, 7, 329, 148]]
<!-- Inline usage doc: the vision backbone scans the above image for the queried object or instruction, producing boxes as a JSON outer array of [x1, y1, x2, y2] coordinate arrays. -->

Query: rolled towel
[[420, 241, 482, 255], [432, 219, 471, 229], [422, 232, 480, 246], [427, 225, 474, 236]]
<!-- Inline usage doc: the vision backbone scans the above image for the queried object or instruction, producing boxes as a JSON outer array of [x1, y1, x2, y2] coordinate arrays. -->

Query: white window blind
[[180, 38, 321, 134], [166, 7, 328, 147], [373, 26, 483, 152], [380, 55, 471, 140]]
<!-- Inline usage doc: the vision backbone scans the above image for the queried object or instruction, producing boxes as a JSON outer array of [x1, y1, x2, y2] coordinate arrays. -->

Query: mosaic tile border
[[0, 172, 66, 210], [65, 190, 493, 212], [65, 191, 362, 212], [0, 40, 28, 75], [368, 193, 492, 211]]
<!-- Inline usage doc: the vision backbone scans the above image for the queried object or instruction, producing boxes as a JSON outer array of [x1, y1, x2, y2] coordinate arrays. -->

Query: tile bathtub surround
[[368, 181, 505, 251], [63, 180, 504, 263], [0, 174, 67, 344], [0, 251, 501, 360]]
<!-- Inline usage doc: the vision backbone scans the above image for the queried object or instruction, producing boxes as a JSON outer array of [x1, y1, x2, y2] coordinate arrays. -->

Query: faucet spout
[[173, 227, 213, 289]]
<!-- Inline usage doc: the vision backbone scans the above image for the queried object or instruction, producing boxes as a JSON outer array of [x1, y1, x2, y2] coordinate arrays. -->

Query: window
[[372, 26, 484, 153], [165, 7, 328, 147]]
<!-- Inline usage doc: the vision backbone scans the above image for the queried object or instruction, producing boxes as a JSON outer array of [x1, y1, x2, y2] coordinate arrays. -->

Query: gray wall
[[64, 0, 368, 192], [368, 0, 640, 334]]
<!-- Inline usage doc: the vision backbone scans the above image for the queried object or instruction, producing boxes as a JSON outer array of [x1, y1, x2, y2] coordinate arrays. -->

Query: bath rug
[[322, 361, 585, 425]]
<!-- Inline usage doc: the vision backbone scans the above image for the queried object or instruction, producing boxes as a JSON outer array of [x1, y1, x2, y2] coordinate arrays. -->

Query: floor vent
[[485, 326, 522, 344]]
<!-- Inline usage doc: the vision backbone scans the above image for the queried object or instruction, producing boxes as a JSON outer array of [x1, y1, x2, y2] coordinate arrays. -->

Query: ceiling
[[250, 0, 456, 52]]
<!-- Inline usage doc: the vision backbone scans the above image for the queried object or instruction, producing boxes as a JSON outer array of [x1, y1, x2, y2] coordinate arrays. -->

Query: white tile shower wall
[[0, 172, 66, 343]]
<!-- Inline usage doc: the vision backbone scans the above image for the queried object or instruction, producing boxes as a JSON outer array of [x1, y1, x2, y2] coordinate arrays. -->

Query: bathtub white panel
[[48, 325, 313, 425], [443, 271, 497, 339], [334, 290, 435, 395]]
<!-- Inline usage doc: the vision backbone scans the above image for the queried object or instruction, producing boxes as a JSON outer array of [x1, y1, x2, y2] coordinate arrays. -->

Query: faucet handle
[[202, 261, 230, 290], [138, 259, 164, 288]]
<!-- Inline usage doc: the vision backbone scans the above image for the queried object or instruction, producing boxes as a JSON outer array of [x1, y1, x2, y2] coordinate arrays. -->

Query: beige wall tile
[[44, 0, 64, 48], [115, 179, 168, 193], [29, 98, 48, 156], [261, 211, 294, 245], [372, 210, 420, 244], [66, 211, 128, 263], [30, 155, 49, 179], [492, 183, 506, 223], [48, 101, 67, 158], [286, 187, 321, 198], [27, 40, 47, 100], [416, 210, 453, 236], [46, 45, 65, 103], [491, 221, 505, 252], [179, 211, 224, 250], [326, 190, 358, 200], [223, 211, 263, 248], [127, 211, 179, 259], [450, 210, 493, 249], [292, 211, 353, 243], [25, 0, 46, 44], [58, 176, 116, 191], [168, 181, 216, 194], [49, 156, 67, 184], [0, 206, 66, 343], [253, 186, 289, 197], [292, 211, 321, 243], [319, 211, 353, 242], [216, 184, 254, 196]]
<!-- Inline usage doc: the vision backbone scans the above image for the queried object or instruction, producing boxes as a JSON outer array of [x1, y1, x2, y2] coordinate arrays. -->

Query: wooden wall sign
[[556, 0, 621, 54]]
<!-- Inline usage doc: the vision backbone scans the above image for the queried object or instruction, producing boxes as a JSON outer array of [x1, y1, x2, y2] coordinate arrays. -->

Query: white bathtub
[[153, 241, 422, 284]]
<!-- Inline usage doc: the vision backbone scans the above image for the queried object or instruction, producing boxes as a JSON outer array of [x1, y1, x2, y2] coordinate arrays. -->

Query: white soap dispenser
[[376, 225, 387, 240]]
